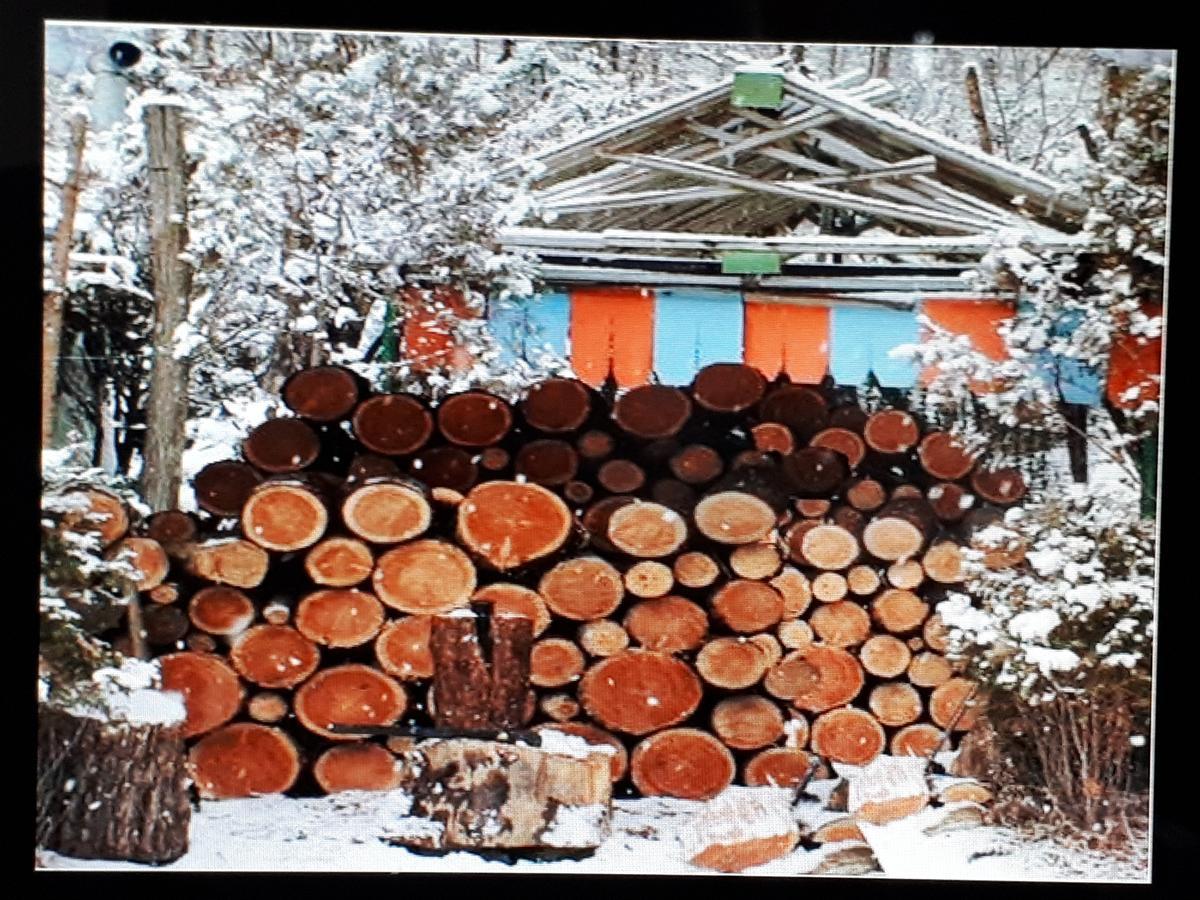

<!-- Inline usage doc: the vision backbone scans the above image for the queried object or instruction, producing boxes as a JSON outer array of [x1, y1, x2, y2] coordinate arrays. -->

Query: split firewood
[[680, 786, 800, 873]]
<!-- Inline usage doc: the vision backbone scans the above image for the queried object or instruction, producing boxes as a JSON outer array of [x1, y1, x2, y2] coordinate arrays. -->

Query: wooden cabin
[[399, 64, 1161, 438]]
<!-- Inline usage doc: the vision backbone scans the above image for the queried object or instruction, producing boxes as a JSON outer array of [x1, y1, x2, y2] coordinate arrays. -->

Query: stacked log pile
[[82, 363, 1022, 802]]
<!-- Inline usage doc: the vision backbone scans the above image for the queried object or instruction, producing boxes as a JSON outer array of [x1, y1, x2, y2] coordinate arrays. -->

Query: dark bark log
[[782, 447, 849, 496], [810, 427, 867, 468], [242, 417, 321, 474], [37, 706, 190, 863], [758, 385, 829, 441], [668, 444, 724, 485], [576, 429, 616, 462], [918, 431, 977, 481], [563, 480, 595, 504], [751, 422, 795, 454], [581, 495, 636, 554], [521, 377, 592, 433], [144, 510, 197, 555], [612, 385, 692, 439], [846, 477, 888, 512], [410, 445, 479, 493], [597, 458, 648, 495], [927, 481, 975, 522], [193, 461, 263, 518], [142, 604, 189, 646], [346, 453, 402, 486], [282, 366, 365, 423], [514, 439, 579, 487], [692, 363, 766, 414], [650, 478, 698, 514], [970, 466, 1028, 505], [437, 391, 514, 447]]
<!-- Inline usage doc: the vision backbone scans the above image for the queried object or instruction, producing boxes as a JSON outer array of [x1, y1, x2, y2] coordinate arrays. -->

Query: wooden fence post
[[141, 104, 192, 511], [42, 113, 88, 450]]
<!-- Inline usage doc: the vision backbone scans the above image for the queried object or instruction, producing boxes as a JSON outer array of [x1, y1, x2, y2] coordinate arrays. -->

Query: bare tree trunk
[[141, 105, 192, 511], [964, 65, 994, 154], [43, 113, 88, 450]]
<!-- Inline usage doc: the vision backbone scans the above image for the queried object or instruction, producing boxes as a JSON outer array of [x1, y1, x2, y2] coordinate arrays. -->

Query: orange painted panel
[[920, 299, 1014, 391], [570, 287, 655, 387], [744, 297, 829, 385], [401, 286, 476, 372], [1107, 301, 1163, 409]]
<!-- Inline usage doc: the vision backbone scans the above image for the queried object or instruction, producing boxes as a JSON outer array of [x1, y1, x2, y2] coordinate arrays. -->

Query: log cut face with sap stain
[[159, 652, 244, 738], [374, 615, 434, 680], [294, 588, 386, 648], [188, 723, 301, 799], [457, 481, 573, 571], [341, 481, 431, 545], [372, 540, 476, 614], [293, 664, 406, 740], [539, 557, 624, 620], [579, 650, 703, 735], [228, 625, 321, 689], [242, 483, 328, 552], [630, 728, 735, 800]]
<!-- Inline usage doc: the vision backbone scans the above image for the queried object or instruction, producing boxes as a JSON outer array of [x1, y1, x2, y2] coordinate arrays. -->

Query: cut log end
[[59, 488, 130, 546], [743, 748, 817, 789], [597, 459, 646, 494], [229, 625, 321, 689], [437, 391, 513, 447], [624, 560, 674, 598], [607, 501, 688, 558], [295, 588, 386, 648], [578, 619, 631, 658], [410, 446, 479, 494], [674, 551, 720, 589], [539, 556, 624, 620], [752, 422, 795, 455], [193, 461, 263, 518], [863, 409, 920, 454], [458, 481, 573, 571], [729, 542, 783, 580], [246, 692, 289, 724], [872, 588, 931, 635], [530, 638, 586, 688], [859, 635, 913, 678], [373, 539, 476, 615], [669, 444, 724, 485], [539, 693, 581, 722], [692, 363, 766, 413], [970, 467, 1028, 505], [342, 480, 432, 545], [711, 695, 785, 750], [697, 637, 772, 690], [791, 646, 866, 713], [810, 600, 871, 648], [868, 682, 924, 727], [712, 580, 785, 633], [801, 524, 860, 571], [159, 652, 244, 738], [811, 427, 867, 468], [188, 724, 301, 799], [521, 378, 592, 433], [282, 366, 362, 423], [242, 417, 321, 474], [105, 537, 170, 591], [534, 723, 628, 782], [624, 596, 708, 653], [919, 431, 977, 481], [313, 742, 401, 794], [305, 537, 374, 588], [862, 517, 925, 563], [188, 586, 255, 637], [187, 539, 270, 589], [242, 482, 328, 552], [612, 385, 692, 439], [579, 650, 703, 735], [810, 707, 886, 766], [631, 728, 735, 801], [771, 567, 813, 619], [514, 439, 579, 487], [694, 492, 776, 545], [374, 615, 434, 681], [293, 664, 407, 740]]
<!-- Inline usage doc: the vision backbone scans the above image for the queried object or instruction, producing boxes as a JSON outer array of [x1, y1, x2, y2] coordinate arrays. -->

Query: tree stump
[[37, 705, 190, 864]]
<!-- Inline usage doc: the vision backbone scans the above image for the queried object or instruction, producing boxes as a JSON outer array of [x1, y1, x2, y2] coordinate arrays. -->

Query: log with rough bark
[[631, 728, 735, 801], [391, 737, 612, 852], [188, 723, 302, 799], [37, 705, 191, 864]]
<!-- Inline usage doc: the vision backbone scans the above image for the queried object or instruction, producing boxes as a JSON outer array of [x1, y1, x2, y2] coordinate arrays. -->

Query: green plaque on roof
[[732, 68, 784, 109], [721, 250, 782, 275]]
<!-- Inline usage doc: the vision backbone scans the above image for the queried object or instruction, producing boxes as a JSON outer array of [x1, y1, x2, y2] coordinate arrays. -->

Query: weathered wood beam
[[600, 152, 986, 233], [499, 77, 734, 178], [782, 72, 1086, 216], [499, 225, 1096, 255]]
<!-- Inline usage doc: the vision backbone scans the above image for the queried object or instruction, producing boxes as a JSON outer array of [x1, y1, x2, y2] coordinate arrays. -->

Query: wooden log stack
[[101, 364, 1018, 802]]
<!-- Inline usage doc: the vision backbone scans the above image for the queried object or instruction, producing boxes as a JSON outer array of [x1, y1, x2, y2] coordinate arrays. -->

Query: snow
[[35, 782, 1148, 881], [1007, 609, 1061, 643], [65, 657, 186, 726]]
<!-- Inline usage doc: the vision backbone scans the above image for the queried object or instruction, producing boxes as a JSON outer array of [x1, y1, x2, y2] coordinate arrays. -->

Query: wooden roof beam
[[782, 72, 1087, 216], [599, 152, 987, 233], [499, 225, 1097, 255]]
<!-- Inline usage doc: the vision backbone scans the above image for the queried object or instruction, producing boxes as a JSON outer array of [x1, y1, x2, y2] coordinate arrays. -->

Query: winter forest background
[[40, 22, 1171, 872]]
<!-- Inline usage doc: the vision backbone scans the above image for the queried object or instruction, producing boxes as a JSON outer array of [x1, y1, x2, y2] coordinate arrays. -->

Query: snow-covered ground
[[36, 779, 1148, 881]]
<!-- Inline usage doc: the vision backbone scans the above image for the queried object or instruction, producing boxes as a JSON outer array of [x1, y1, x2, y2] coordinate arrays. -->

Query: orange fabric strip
[[744, 297, 830, 385], [402, 286, 476, 372], [1107, 301, 1163, 409], [570, 287, 655, 387], [920, 298, 1014, 391]]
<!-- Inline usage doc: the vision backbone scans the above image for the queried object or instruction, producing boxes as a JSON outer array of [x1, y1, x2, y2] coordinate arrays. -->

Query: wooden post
[[42, 113, 88, 450], [1140, 426, 1158, 519], [141, 104, 193, 511], [964, 65, 993, 155], [1060, 402, 1089, 484]]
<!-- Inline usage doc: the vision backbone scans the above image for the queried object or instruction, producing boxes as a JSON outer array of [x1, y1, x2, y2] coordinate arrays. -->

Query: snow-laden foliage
[[940, 484, 1154, 705]]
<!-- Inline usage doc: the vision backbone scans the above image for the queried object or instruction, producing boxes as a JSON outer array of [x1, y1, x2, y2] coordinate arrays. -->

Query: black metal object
[[327, 723, 542, 746]]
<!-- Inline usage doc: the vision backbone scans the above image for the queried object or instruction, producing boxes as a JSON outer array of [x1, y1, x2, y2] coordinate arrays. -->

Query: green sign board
[[732, 70, 784, 109], [721, 250, 783, 275]]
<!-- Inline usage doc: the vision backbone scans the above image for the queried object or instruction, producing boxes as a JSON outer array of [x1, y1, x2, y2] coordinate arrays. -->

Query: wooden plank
[[744, 299, 830, 384], [830, 307, 919, 388], [540, 264, 971, 293], [653, 289, 744, 384], [500, 225, 1095, 255], [782, 73, 1086, 216], [597, 153, 988, 233], [570, 287, 655, 387], [524, 291, 572, 362]]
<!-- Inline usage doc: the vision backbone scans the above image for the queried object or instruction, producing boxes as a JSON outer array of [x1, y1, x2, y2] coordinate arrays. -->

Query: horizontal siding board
[[654, 289, 743, 384]]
